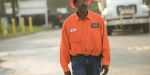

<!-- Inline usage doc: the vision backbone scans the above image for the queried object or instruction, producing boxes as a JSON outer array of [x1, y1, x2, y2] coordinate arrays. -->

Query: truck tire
[[107, 26, 113, 35], [143, 24, 149, 33]]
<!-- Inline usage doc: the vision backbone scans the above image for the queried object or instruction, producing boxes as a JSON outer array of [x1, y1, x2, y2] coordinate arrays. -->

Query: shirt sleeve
[[60, 21, 71, 72], [99, 16, 111, 66]]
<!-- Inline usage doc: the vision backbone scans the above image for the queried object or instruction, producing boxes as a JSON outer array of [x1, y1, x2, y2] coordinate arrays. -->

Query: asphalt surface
[[0, 29, 150, 75]]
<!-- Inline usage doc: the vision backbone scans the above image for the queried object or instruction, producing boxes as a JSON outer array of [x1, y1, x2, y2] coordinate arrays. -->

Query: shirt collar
[[74, 10, 92, 21]]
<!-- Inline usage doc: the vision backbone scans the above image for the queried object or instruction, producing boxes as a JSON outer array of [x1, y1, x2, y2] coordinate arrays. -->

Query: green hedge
[[144, 0, 150, 5]]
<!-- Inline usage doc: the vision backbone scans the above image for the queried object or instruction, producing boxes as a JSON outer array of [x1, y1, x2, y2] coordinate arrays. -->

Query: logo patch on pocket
[[70, 28, 77, 32], [91, 23, 99, 28]]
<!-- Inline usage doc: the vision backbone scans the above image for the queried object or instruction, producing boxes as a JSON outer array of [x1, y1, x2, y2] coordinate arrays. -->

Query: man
[[60, 0, 110, 75]]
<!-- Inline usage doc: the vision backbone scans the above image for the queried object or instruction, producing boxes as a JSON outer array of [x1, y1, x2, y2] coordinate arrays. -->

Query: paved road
[[0, 30, 150, 75]]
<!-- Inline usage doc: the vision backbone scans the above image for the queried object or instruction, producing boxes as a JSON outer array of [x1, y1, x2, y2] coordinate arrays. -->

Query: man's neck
[[76, 10, 88, 20]]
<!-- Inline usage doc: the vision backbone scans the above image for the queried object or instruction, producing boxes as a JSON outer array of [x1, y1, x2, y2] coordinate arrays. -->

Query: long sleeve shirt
[[60, 10, 110, 72]]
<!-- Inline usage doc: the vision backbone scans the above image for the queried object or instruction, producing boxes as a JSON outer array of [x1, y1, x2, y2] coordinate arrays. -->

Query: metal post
[[45, 0, 48, 26], [18, 0, 21, 27], [21, 17, 25, 33], [1, 18, 6, 37], [29, 16, 33, 32], [11, 18, 16, 35]]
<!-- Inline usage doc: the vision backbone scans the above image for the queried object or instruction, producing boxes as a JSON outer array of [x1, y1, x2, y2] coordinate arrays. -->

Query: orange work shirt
[[60, 10, 110, 72]]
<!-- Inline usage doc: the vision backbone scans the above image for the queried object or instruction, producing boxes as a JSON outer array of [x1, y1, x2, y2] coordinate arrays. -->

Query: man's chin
[[80, 9, 88, 13]]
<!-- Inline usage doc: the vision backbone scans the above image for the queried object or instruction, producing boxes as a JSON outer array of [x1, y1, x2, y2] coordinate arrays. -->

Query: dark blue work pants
[[71, 55, 102, 75]]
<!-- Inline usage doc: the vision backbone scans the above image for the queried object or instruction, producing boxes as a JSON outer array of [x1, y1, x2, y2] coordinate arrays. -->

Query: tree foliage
[[144, 0, 150, 5]]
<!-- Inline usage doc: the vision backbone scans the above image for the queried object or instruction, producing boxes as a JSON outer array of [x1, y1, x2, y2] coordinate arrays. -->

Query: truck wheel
[[143, 24, 149, 33], [107, 27, 113, 35]]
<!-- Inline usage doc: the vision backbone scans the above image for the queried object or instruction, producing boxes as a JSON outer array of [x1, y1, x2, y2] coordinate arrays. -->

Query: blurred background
[[0, 0, 100, 39], [0, 0, 150, 75]]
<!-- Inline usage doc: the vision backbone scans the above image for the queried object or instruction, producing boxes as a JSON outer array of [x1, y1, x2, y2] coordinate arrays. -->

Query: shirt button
[[85, 49, 87, 51]]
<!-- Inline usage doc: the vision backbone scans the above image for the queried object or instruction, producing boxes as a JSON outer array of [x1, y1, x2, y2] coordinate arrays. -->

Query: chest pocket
[[90, 23, 101, 33], [89, 23, 101, 41], [91, 23, 100, 28], [69, 28, 81, 43]]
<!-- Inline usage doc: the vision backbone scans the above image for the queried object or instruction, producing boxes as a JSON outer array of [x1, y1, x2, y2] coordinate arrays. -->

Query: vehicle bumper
[[106, 16, 150, 26]]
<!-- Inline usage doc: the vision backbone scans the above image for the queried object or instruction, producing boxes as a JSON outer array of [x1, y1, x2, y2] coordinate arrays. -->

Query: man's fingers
[[102, 69, 109, 75], [64, 71, 71, 75], [100, 68, 103, 72]]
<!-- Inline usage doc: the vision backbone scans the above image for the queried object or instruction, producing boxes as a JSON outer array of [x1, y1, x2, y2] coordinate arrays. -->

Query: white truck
[[97, 0, 150, 35]]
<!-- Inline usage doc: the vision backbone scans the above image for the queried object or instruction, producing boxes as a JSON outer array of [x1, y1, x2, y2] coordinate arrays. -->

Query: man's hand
[[101, 65, 109, 75], [64, 71, 71, 75]]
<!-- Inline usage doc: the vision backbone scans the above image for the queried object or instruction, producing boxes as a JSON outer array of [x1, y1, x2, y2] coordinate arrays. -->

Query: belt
[[74, 54, 101, 57], [78, 54, 92, 56], [70, 54, 92, 57], [71, 54, 102, 57]]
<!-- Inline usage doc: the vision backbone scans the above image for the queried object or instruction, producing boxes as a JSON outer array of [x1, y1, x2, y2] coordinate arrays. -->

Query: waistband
[[71, 54, 102, 57]]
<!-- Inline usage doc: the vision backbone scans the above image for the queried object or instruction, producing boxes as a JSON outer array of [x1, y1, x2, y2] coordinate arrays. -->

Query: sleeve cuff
[[102, 59, 110, 65], [62, 66, 70, 72]]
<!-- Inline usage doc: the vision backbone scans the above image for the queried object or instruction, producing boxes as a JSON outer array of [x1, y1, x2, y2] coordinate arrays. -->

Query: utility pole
[[11, 0, 16, 18], [1, 0, 5, 16]]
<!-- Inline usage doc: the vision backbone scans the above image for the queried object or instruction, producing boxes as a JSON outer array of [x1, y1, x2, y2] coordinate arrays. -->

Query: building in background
[[18, 0, 48, 26], [0, 0, 100, 26]]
